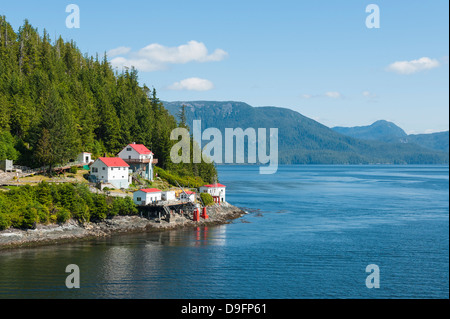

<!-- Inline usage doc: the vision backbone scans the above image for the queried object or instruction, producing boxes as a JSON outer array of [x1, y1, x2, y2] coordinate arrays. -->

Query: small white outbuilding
[[162, 190, 176, 201], [76, 152, 92, 164], [133, 188, 162, 205], [179, 190, 196, 202]]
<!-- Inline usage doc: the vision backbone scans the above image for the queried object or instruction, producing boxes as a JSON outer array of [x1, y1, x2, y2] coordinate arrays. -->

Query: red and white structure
[[180, 190, 196, 202], [133, 188, 162, 205], [199, 183, 226, 204], [90, 157, 130, 189], [117, 143, 156, 181]]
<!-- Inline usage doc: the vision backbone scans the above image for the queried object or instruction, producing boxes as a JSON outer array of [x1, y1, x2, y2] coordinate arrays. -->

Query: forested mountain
[[163, 101, 449, 164], [407, 131, 449, 153], [333, 121, 449, 153], [332, 120, 408, 143], [0, 17, 216, 183]]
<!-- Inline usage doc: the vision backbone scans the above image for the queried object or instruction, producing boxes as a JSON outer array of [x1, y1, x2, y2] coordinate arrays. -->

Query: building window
[[137, 197, 141, 201], [127, 147, 132, 151], [102, 167, 105, 170], [111, 167, 114, 171]]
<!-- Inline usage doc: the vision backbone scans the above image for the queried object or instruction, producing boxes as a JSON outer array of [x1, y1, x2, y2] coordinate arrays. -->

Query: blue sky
[[1, 0, 448, 133]]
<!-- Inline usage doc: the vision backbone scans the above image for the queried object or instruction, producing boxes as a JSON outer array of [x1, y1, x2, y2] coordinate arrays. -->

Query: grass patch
[[19, 169, 90, 184]]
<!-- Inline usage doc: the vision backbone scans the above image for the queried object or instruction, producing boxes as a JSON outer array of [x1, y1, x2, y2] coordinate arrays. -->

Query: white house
[[0, 159, 13, 172], [117, 143, 154, 181], [133, 188, 162, 205], [90, 157, 130, 189], [76, 152, 92, 164], [180, 190, 196, 202], [199, 183, 226, 203], [162, 190, 176, 201]]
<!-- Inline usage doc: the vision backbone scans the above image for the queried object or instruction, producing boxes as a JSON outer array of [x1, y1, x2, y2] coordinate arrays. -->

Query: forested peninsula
[[0, 17, 220, 233]]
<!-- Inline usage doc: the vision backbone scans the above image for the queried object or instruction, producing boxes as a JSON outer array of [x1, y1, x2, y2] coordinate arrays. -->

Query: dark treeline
[[0, 17, 216, 183]]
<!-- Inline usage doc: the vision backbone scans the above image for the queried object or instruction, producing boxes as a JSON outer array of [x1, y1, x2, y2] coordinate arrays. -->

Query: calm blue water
[[0, 165, 448, 299]]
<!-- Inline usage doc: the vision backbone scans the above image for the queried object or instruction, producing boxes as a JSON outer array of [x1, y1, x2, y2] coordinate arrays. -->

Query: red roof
[[184, 191, 196, 194], [128, 143, 153, 155], [98, 157, 129, 167], [203, 183, 226, 188], [138, 188, 162, 193]]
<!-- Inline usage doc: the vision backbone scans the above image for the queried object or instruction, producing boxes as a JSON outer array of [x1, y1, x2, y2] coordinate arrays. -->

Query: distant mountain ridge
[[333, 120, 408, 142], [163, 101, 449, 165], [332, 120, 449, 153], [407, 131, 449, 153]]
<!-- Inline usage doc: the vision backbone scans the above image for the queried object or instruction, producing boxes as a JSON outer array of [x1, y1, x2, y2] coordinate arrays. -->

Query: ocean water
[[0, 165, 448, 299]]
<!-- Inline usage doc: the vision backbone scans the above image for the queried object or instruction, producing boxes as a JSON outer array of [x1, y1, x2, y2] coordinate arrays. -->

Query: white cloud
[[324, 91, 342, 99], [387, 57, 440, 74], [108, 40, 228, 72], [167, 77, 214, 91], [362, 91, 377, 98], [362, 91, 378, 103], [110, 56, 163, 72], [301, 91, 343, 99], [107, 46, 131, 57], [407, 128, 449, 135], [424, 129, 446, 134]]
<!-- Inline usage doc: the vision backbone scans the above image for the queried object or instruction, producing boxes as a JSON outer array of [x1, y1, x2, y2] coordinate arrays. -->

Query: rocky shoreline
[[0, 202, 246, 250]]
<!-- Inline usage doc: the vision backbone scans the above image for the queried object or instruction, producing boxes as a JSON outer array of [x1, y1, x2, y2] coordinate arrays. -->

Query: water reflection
[[0, 224, 230, 298], [193, 226, 227, 247], [90, 225, 229, 298], [137, 225, 229, 247]]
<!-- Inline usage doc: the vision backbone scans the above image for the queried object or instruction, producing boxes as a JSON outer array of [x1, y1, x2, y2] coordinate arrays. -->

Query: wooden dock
[[138, 201, 197, 220]]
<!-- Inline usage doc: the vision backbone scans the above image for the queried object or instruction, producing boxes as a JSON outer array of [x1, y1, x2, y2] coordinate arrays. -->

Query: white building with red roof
[[117, 142, 155, 181], [179, 190, 196, 202], [199, 183, 226, 204], [90, 157, 130, 189], [133, 188, 162, 205]]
